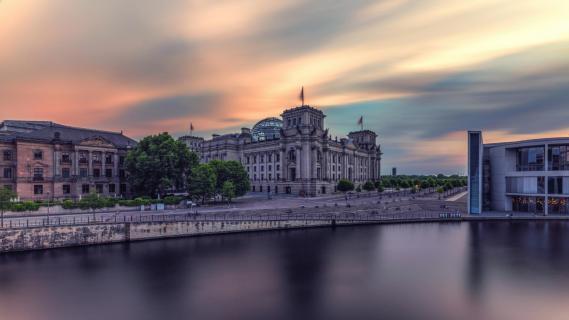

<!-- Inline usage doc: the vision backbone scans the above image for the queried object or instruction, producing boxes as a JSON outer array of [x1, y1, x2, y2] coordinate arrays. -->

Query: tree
[[221, 181, 236, 204], [0, 187, 16, 228], [363, 181, 375, 192], [209, 160, 250, 198], [436, 187, 444, 199], [126, 133, 199, 198], [337, 179, 355, 193], [188, 164, 217, 204]]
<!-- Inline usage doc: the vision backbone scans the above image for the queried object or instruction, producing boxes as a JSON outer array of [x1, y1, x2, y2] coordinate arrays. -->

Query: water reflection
[[2, 223, 569, 320]]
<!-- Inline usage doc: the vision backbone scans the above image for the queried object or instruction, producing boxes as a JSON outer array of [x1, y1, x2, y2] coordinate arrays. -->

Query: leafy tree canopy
[[337, 179, 355, 193], [126, 133, 198, 198]]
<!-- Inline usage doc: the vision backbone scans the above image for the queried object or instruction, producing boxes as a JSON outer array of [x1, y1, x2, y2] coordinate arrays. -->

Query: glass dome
[[251, 117, 283, 141]]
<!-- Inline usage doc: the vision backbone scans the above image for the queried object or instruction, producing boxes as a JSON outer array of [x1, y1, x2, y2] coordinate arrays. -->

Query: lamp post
[[45, 191, 51, 226]]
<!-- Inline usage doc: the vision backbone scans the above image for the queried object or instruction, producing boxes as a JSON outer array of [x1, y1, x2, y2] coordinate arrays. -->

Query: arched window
[[288, 149, 296, 161]]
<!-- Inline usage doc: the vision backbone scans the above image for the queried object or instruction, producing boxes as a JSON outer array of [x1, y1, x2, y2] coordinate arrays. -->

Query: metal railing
[[0, 210, 463, 230]]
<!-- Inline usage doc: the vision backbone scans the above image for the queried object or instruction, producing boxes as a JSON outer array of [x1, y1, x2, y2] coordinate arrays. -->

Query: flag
[[299, 86, 304, 105], [357, 116, 363, 125], [190, 123, 194, 132]]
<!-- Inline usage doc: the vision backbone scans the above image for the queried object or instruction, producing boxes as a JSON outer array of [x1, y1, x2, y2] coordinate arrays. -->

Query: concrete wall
[[0, 224, 126, 252], [0, 219, 334, 253]]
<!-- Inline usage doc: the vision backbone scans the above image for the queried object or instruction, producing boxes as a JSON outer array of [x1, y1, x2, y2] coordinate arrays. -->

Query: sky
[[1, 0, 568, 174]]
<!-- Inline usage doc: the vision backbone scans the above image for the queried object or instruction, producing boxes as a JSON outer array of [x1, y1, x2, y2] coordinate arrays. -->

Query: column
[[114, 153, 119, 177], [279, 149, 285, 181], [296, 147, 301, 180], [88, 151, 93, 178], [74, 150, 79, 175]]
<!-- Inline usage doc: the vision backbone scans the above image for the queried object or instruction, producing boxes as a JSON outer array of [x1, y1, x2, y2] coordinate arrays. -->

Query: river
[[1, 221, 569, 320]]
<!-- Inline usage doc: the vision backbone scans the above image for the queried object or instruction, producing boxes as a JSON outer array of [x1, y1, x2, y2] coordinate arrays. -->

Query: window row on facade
[[506, 176, 569, 195], [516, 144, 569, 171], [31, 183, 127, 195], [510, 196, 569, 215]]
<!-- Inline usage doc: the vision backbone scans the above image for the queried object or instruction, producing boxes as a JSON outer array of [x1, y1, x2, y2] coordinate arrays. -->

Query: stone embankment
[[0, 212, 463, 253]]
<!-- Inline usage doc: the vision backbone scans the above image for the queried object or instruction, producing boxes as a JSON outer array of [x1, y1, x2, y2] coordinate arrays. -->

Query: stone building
[[183, 105, 382, 196], [0, 120, 136, 200]]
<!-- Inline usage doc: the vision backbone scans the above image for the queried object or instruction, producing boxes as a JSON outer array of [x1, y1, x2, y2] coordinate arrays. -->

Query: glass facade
[[547, 176, 569, 195], [506, 176, 545, 194], [468, 132, 481, 214], [511, 196, 545, 214], [548, 197, 569, 214], [548, 144, 569, 171], [516, 147, 544, 171]]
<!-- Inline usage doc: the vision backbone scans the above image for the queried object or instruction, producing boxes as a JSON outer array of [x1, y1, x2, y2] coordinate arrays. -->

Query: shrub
[[337, 179, 355, 193], [62, 199, 76, 209], [22, 201, 40, 211], [163, 196, 183, 205]]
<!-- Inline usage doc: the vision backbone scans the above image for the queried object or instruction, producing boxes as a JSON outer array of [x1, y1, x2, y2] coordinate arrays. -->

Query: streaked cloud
[[1, 0, 568, 174]]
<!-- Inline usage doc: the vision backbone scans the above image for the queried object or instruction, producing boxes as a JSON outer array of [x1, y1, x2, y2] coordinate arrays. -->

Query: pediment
[[79, 136, 115, 148]]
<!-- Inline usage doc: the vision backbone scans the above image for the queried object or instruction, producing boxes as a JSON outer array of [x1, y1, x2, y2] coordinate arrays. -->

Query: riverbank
[[2, 210, 568, 254]]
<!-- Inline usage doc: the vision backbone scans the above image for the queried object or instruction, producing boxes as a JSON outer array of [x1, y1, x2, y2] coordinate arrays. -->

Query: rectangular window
[[96, 184, 103, 194], [62, 168, 70, 178], [3, 168, 12, 179], [62, 184, 71, 194], [120, 184, 127, 194], [105, 169, 113, 178], [82, 184, 90, 194], [93, 168, 100, 178], [268, 165, 272, 171], [547, 177, 569, 195], [80, 168, 88, 178], [119, 156, 125, 165], [108, 183, 116, 193], [33, 167, 44, 181], [61, 153, 71, 164], [268, 154, 272, 162], [105, 154, 113, 164], [516, 146, 545, 171], [33, 150, 43, 160], [3, 150, 12, 161], [34, 185, 43, 195], [276, 173, 280, 180], [79, 152, 88, 164], [276, 164, 280, 171]]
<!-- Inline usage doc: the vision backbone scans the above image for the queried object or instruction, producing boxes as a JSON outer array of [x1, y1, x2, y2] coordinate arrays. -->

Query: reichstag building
[[179, 105, 382, 196]]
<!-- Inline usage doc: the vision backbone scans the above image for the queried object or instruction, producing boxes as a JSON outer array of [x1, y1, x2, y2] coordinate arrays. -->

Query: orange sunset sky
[[1, 0, 569, 174]]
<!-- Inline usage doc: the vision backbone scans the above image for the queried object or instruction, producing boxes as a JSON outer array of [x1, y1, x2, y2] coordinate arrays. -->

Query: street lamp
[[47, 191, 51, 215]]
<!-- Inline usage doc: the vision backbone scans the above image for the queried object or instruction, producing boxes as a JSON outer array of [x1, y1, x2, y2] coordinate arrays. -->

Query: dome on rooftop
[[251, 117, 283, 141]]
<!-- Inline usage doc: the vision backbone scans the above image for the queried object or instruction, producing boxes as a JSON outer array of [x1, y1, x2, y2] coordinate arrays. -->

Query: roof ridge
[[51, 123, 125, 136]]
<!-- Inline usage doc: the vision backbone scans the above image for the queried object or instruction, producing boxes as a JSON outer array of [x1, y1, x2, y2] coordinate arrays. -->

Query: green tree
[[363, 181, 375, 192], [209, 160, 250, 198], [0, 187, 16, 228], [188, 164, 217, 204], [221, 181, 236, 203], [126, 133, 199, 198], [337, 179, 355, 193]]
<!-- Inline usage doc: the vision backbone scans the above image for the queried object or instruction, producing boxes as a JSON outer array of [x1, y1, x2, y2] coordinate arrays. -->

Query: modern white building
[[180, 105, 382, 196], [468, 131, 569, 215]]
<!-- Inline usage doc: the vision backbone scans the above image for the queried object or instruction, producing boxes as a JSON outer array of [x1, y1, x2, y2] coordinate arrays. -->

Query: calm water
[[2, 222, 569, 320]]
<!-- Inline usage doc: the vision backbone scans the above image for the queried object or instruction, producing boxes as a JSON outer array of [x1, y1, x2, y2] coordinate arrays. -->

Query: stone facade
[[183, 105, 382, 196], [0, 121, 136, 200]]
